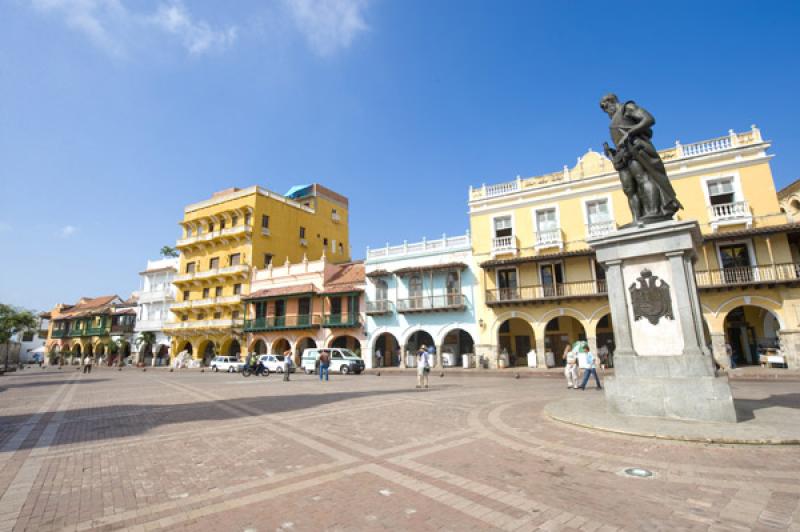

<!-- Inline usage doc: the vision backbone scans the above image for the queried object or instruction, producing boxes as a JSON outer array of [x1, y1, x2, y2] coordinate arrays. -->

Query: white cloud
[[30, 0, 237, 57], [150, 1, 237, 56], [283, 0, 370, 57], [57, 225, 78, 238]]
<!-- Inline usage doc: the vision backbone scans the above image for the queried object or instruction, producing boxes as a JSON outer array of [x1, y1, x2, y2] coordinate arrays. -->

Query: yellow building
[[469, 126, 800, 370], [166, 184, 351, 364]]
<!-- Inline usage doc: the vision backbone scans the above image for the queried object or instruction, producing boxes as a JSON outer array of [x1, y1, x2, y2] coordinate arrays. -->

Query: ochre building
[[469, 126, 800, 369], [166, 184, 351, 364]]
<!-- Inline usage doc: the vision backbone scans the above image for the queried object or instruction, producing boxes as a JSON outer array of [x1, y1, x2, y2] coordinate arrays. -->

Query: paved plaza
[[0, 368, 799, 532]]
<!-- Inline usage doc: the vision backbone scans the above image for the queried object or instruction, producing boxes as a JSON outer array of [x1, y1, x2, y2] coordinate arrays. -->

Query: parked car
[[209, 356, 244, 373], [300, 348, 365, 375], [256, 354, 295, 373]]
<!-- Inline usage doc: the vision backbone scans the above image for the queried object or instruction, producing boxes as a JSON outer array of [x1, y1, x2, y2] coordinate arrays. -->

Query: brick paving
[[0, 368, 798, 531]]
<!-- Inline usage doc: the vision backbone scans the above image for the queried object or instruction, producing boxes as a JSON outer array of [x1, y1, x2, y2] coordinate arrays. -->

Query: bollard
[[169, 368, 174, 372], [376, 371, 380, 377], [515, 373, 520, 379]]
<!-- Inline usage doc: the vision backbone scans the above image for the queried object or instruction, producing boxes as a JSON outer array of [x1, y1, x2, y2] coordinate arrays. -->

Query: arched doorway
[[251, 338, 268, 355], [497, 318, 534, 367], [226, 339, 242, 358], [544, 316, 586, 366], [595, 314, 615, 368], [72, 343, 82, 364], [405, 330, 434, 366], [271, 338, 291, 355], [723, 306, 781, 366], [374, 332, 399, 367], [156, 344, 169, 366], [330, 335, 361, 355], [441, 329, 475, 367], [295, 337, 317, 364], [200, 341, 216, 366], [177, 341, 193, 356]]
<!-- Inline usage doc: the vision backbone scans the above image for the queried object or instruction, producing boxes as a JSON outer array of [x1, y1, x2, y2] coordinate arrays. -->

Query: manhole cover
[[623, 467, 654, 478]]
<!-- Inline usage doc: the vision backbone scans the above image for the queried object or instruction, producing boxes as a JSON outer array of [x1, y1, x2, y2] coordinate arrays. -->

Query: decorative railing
[[136, 288, 174, 303], [176, 224, 251, 247], [68, 328, 85, 337], [397, 294, 466, 312], [709, 201, 750, 221], [332, 212, 341, 222], [110, 324, 134, 334], [366, 232, 471, 261], [174, 264, 249, 283], [486, 280, 607, 303], [695, 263, 800, 287], [164, 319, 243, 330], [492, 235, 517, 255], [51, 329, 67, 338], [86, 325, 109, 336], [535, 229, 563, 248], [586, 220, 616, 239], [680, 136, 732, 157], [322, 314, 361, 328], [244, 314, 321, 332], [365, 300, 394, 314]]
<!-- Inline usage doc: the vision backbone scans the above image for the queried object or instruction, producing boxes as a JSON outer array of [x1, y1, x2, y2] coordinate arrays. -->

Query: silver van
[[300, 348, 365, 375]]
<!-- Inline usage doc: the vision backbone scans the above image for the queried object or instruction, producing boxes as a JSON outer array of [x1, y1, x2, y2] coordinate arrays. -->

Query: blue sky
[[1, 0, 799, 311]]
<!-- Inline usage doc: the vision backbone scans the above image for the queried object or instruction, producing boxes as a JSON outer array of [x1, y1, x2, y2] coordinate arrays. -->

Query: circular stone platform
[[545, 390, 800, 445]]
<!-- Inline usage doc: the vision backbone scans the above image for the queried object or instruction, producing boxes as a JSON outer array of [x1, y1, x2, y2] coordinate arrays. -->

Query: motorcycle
[[241, 361, 269, 377]]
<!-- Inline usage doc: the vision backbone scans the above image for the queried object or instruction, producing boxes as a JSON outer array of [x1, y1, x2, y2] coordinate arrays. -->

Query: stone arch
[[249, 338, 268, 355], [176, 340, 193, 356], [722, 304, 783, 366], [439, 328, 475, 367], [543, 314, 587, 366], [497, 317, 535, 367], [371, 331, 400, 367], [197, 340, 216, 365], [271, 338, 291, 355], [489, 311, 537, 343], [220, 337, 243, 358], [327, 335, 361, 353], [712, 295, 785, 329], [537, 307, 590, 328]]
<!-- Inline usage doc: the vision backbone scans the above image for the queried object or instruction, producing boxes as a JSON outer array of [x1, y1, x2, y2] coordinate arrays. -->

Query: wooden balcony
[[244, 314, 321, 332], [322, 314, 361, 328], [486, 280, 607, 306], [695, 263, 800, 289], [397, 294, 466, 313], [365, 300, 394, 315]]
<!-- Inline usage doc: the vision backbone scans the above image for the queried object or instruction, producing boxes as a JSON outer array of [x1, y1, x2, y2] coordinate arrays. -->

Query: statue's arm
[[623, 103, 655, 139]]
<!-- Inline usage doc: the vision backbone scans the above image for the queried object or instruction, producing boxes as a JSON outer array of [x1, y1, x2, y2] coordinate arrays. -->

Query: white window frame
[[581, 194, 616, 238], [490, 212, 517, 256], [715, 239, 756, 271], [495, 266, 520, 295], [701, 172, 752, 231], [532, 205, 562, 250]]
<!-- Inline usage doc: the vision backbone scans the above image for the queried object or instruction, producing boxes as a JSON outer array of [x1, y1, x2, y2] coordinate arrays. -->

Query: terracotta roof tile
[[243, 284, 317, 301]]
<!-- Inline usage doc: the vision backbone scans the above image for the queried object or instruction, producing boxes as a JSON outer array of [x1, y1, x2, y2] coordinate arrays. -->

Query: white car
[[256, 354, 295, 373], [300, 348, 365, 375], [209, 356, 244, 373]]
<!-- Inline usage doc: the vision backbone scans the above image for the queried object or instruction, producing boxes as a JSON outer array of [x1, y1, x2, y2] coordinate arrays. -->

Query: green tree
[[160, 246, 179, 258], [1, 304, 38, 372], [134, 331, 157, 365]]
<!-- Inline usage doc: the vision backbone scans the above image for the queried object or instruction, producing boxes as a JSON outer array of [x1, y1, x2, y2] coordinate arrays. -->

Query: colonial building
[[469, 126, 800, 369], [364, 233, 478, 369], [242, 255, 365, 365], [134, 257, 179, 366], [166, 184, 351, 365], [45, 295, 138, 365]]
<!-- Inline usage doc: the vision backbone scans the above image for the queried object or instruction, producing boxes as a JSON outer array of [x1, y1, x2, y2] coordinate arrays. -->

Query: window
[[375, 279, 388, 301], [183, 290, 190, 301], [231, 215, 238, 226], [181, 315, 188, 321], [708, 178, 735, 206], [323, 238, 328, 246], [536, 208, 558, 233], [586, 199, 611, 225], [339, 243, 344, 254], [197, 313, 205, 320], [330, 296, 342, 316], [264, 254, 273, 268], [186, 262, 196, 274], [274, 300, 286, 317], [209, 257, 219, 269], [215, 286, 222, 297], [497, 269, 518, 300], [255, 301, 266, 319], [229, 253, 241, 266], [261, 215, 270, 229], [186, 227, 193, 237], [494, 216, 512, 238], [719, 243, 753, 283], [298, 297, 311, 316], [22, 331, 34, 342], [208, 222, 215, 232], [233, 283, 242, 295], [409, 275, 423, 308], [299, 227, 306, 239], [202, 287, 210, 298], [213, 312, 222, 320], [540, 263, 564, 297], [244, 213, 251, 226], [348, 295, 360, 316], [446, 271, 461, 305], [232, 310, 240, 319], [220, 220, 225, 230]]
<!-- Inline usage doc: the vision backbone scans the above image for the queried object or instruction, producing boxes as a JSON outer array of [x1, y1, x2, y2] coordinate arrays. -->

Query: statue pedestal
[[589, 220, 737, 423]]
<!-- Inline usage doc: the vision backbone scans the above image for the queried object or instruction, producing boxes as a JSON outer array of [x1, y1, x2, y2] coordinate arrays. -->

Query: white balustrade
[[586, 221, 616, 239], [536, 229, 563, 248], [366, 232, 471, 261], [492, 235, 517, 254], [680, 136, 732, 157], [709, 201, 750, 221]]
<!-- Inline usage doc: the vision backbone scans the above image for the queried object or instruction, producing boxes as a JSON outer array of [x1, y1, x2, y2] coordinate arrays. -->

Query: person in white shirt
[[82, 355, 92, 374], [416, 345, 431, 389], [564, 345, 578, 389], [577, 345, 602, 390]]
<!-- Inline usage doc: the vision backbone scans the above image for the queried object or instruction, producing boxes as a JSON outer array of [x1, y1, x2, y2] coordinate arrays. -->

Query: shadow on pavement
[[734, 392, 800, 422], [0, 379, 110, 392]]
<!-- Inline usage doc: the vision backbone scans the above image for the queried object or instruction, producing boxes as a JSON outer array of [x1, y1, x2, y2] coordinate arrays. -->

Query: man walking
[[83, 355, 92, 374], [375, 349, 382, 368], [319, 350, 330, 382], [577, 344, 602, 390], [282, 349, 292, 381], [416, 345, 431, 389], [564, 344, 578, 389]]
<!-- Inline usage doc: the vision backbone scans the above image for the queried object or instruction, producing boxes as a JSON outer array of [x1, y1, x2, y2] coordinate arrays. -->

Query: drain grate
[[623, 467, 654, 478]]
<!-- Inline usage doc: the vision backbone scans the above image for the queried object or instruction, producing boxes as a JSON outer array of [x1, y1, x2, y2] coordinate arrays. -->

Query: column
[[666, 251, 703, 357], [604, 260, 635, 357], [710, 332, 730, 370], [535, 336, 546, 367], [587, 336, 598, 356], [779, 330, 800, 370]]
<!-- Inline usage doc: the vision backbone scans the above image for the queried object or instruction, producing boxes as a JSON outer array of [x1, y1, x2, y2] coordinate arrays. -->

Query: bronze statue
[[600, 94, 682, 225]]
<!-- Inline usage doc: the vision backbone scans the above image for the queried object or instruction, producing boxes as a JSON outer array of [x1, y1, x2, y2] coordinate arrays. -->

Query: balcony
[[397, 294, 466, 313], [110, 324, 135, 334], [244, 314, 321, 332], [136, 288, 174, 303], [695, 263, 800, 288], [365, 300, 394, 315], [708, 201, 752, 231], [51, 329, 67, 338], [174, 264, 249, 283], [176, 224, 252, 249], [586, 220, 616, 239], [535, 229, 563, 250], [163, 319, 243, 331], [68, 328, 85, 337], [332, 212, 341, 223], [492, 235, 518, 256], [322, 313, 361, 328], [86, 325, 109, 336], [486, 280, 607, 306]]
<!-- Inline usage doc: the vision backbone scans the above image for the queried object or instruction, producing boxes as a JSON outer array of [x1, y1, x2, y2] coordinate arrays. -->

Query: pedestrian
[[564, 345, 578, 389], [416, 344, 431, 389], [83, 355, 92, 374], [577, 344, 602, 390], [319, 349, 330, 382], [282, 349, 292, 381], [725, 343, 736, 369], [375, 349, 383, 368]]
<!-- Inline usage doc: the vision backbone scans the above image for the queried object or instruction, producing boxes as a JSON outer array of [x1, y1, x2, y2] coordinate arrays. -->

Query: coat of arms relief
[[629, 269, 674, 325]]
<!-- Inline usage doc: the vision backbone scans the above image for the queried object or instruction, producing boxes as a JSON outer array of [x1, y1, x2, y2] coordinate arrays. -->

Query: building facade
[[45, 295, 138, 365], [469, 126, 800, 369], [134, 257, 179, 366], [166, 184, 351, 364], [364, 233, 479, 369], [243, 256, 365, 365]]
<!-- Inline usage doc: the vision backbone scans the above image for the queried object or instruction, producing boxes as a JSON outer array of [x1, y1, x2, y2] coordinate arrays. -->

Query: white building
[[364, 232, 479, 369], [134, 257, 179, 365]]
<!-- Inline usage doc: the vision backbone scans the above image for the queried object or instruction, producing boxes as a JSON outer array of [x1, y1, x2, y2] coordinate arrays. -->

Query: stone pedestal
[[589, 220, 737, 423]]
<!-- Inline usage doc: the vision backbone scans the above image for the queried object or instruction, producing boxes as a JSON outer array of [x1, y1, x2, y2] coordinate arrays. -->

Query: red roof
[[244, 283, 317, 301]]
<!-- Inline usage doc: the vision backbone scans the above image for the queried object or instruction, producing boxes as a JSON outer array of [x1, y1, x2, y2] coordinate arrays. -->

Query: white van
[[301, 348, 365, 375]]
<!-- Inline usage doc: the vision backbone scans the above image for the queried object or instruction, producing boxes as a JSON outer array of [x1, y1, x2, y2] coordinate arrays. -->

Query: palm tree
[[134, 331, 157, 366], [160, 246, 179, 258]]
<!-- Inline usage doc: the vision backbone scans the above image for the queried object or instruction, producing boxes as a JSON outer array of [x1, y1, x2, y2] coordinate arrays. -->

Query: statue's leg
[[630, 161, 660, 218], [620, 169, 640, 221]]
